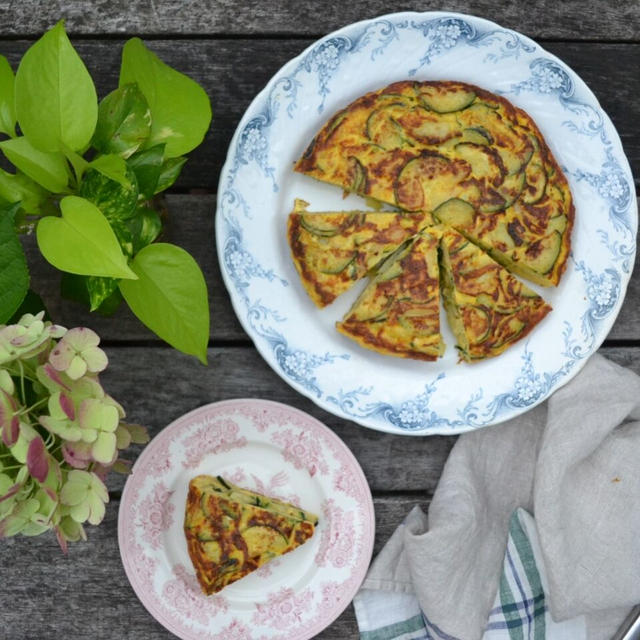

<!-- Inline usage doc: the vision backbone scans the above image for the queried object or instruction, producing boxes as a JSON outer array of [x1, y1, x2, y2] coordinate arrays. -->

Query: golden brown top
[[440, 228, 552, 361], [287, 199, 431, 306], [337, 229, 444, 360], [295, 80, 573, 286], [184, 475, 317, 595]]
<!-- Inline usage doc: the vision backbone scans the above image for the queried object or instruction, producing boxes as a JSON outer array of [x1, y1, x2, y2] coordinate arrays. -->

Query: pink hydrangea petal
[[91, 464, 110, 482], [37, 363, 71, 393], [82, 346, 108, 373], [48, 325, 67, 339], [62, 442, 93, 469], [78, 399, 100, 430], [59, 393, 75, 421], [55, 526, 69, 554], [66, 355, 88, 381], [65, 327, 100, 351], [49, 342, 75, 371], [42, 486, 58, 503], [26, 436, 49, 483], [8, 326, 28, 346], [0, 482, 21, 503], [0, 390, 19, 447]]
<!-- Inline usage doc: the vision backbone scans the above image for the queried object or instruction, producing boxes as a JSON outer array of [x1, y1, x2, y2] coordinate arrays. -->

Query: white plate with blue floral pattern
[[216, 11, 637, 435]]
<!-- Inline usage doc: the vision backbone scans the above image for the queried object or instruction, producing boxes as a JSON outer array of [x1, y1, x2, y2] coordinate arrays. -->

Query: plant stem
[[19, 397, 48, 416], [18, 360, 26, 405]]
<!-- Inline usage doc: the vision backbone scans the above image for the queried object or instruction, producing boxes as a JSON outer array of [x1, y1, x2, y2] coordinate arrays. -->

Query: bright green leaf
[[119, 38, 212, 158], [154, 155, 187, 194], [79, 166, 138, 222], [0, 169, 48, 215], [126, 206, 162, 254], [36, 195, 137, 280], [92, 83, 151, 158], [86, 276, 120, 312], [0, 56, 16, 137], [64, 148, 89, 183], [108, 205, 162, 258], [119, 243, 209, 363], [106, 218, 135, 257], [0, 202, 29, 323], [0, 137, 69, 193], [89, 154, 131, 189], [15, 20, 98, 152], [127, 144, 164, 199]]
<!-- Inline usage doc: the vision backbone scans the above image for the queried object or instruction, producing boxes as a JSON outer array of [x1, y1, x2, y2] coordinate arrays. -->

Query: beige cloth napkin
[[359, 354, 640, 639]]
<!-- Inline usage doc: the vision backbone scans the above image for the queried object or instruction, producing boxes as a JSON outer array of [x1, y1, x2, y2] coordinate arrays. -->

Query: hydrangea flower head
[[49, 327, 108, 380], [0, 312, 66, 364]]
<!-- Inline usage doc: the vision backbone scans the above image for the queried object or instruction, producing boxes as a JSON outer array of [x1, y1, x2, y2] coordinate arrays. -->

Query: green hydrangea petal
[[92, 430, 116, 464], [86, 491, 106, 525], [115, 424, 132, 449], [0, 370, 14, 395], [66, 355, 88, 380], [65, 327, 100, 351], [69, 501, 90, 523], [59, 515, 85, 541], [60, 478, 89, 506], [21, 521, 51, 536], [82, 346, 108, 373], [89, 473, 108, 503]]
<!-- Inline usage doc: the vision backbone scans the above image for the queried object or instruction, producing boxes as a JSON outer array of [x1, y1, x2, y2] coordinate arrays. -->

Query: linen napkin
[[353, 354, 640, 640]]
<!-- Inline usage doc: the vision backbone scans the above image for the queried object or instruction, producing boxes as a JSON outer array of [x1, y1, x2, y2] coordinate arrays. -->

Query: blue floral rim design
[[216, 11, 637, 435]]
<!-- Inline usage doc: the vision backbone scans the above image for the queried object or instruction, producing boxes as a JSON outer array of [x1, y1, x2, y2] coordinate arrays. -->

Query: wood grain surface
[[0, 1, 637, 40], [0, 4, 638, 639]]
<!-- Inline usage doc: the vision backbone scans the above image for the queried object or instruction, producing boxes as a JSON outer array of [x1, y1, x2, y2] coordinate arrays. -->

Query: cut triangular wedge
[[439, 228, 552, 362], [287, 199, 431, 307], [336, 228, 444, 360], [184, 475, 318, 595]]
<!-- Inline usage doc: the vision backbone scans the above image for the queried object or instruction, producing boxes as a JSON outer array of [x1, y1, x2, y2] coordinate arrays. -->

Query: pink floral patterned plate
[[118, 399, 375, 639]]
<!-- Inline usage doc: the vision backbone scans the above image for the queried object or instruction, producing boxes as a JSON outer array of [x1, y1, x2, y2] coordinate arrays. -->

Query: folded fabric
[[354, 354, 640, 640]]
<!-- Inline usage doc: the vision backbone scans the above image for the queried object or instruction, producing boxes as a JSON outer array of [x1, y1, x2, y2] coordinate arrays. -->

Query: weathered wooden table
[[0, 2, 638, 638]]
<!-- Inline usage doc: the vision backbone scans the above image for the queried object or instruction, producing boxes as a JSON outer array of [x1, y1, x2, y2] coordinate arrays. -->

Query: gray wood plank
[[0, 40, 637, 187], [0, 1, 638, 40], [99, 344, 456, 494], [22, 195, 640, 343], [1, 346, 639, 638], [0, 495, 426, 639], [97, 344, 640, 494]]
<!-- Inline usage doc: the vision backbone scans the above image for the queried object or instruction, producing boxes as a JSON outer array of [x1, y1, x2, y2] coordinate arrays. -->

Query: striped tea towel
[[354, 355, 640, 640], [355, 509, 586, 640]]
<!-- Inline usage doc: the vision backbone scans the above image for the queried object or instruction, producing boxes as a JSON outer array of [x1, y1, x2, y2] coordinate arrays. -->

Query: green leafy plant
[[0, 311, 149, 550], [0, 21, 212, 364]]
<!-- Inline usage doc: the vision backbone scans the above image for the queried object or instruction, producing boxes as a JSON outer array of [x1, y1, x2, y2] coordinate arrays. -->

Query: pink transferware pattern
[[118, 399, 375, 640]]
